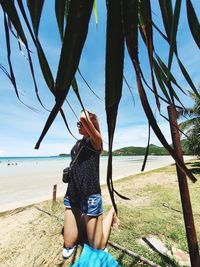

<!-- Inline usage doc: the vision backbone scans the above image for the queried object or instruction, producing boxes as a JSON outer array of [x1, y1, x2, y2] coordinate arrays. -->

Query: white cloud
[[0, 150, 6, 156], [112, 121, 172, 150]]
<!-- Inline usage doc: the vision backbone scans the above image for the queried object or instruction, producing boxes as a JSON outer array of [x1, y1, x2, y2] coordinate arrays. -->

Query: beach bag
[[62, 145, 83, 183], [62, 167, 72, 183]]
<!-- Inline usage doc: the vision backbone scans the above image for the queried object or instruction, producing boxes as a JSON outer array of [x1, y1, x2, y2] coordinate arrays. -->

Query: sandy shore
[[0, 155, 194, 212]]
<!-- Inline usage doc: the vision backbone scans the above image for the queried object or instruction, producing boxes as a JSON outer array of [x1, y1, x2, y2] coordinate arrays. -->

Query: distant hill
[[102, 139, 190, 156], [59, 139, 190, 156], [59, 153, 70, 157], [112, 144, 167, 156]]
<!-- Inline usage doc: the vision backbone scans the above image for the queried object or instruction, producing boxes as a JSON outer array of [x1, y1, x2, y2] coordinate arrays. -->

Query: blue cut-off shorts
[[64, 193, 103, 217]]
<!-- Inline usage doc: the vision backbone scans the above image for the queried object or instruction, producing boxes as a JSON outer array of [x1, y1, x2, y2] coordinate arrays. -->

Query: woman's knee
[[87, 236, 106, 250], [64, 208, 80, 246]]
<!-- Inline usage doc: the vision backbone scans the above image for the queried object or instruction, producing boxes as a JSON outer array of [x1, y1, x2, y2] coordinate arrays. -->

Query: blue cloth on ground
[[70, 243, 120, 267]]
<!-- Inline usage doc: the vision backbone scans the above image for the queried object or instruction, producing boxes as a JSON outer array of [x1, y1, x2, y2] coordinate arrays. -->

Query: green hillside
[[112, 144, 167, 156], [104, 139, 190, 156], [59, 139, 190, 156]]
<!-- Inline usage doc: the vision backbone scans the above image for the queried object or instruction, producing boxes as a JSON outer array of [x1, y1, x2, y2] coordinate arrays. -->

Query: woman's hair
[[88, 111, 100, 133], [87, 110, 103, 152]]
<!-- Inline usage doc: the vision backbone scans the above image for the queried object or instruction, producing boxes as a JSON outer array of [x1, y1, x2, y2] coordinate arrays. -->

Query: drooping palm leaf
[[186, 0, 200, 49], [141, 122, 151, 171], [55, 0, 66, 42], [105, 0, 126, 213], [1, 0, 27, 45], [153, 60, 172, 104], [123, 75, 135, 106], [93, 0, 98, 26], [35, 0, 94, 149], [123, 0, 196, 183], [153, 58, 185, 108], [139, 0, 160, 111], [3, 11, 38, 112], [3, 12, 20, 99], [158, 0, 200, 98], [2, 0, 48, 110], [18, 0, 79, 140], [18, 1, 54, 92], [177, 58, 200, 98], [160, 113, 189, 139], [179, 117, 199, 132], [26, 0, 44, 37], [78, 69, 102, 101], [155, 53, 186, 95], [158, 0, 173, 41], [167, 0, 182, 74]]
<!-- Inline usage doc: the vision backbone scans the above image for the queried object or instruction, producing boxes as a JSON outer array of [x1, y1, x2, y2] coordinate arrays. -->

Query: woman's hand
[[80, 110, 102, 151]]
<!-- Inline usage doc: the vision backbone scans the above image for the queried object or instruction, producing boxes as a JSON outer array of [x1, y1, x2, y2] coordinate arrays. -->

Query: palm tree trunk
[[167, 104, 200, 267]]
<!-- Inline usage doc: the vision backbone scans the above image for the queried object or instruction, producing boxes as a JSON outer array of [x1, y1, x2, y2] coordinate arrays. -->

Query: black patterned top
[[65, 137, 101, 203]]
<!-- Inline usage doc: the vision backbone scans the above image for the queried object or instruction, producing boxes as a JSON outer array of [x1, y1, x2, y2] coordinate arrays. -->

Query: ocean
[[0, 155, 193, 212]]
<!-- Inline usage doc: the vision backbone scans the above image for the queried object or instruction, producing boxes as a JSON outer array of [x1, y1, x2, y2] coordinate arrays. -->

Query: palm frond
[[105, 0, 125, 213], [179, 117, 200, 132]]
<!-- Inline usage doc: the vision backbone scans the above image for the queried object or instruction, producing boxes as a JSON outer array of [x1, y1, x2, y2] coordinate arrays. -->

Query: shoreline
[[0, 155, 195, 213]]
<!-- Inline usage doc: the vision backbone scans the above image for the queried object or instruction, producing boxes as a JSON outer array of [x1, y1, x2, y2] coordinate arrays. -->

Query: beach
[[0, 155, 194, 212]]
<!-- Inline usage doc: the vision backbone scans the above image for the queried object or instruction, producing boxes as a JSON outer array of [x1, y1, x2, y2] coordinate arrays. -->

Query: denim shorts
[[64, 193, 103, 216]]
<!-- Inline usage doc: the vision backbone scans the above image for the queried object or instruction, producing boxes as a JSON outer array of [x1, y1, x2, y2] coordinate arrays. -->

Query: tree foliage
[[178, 89, 200, 156]]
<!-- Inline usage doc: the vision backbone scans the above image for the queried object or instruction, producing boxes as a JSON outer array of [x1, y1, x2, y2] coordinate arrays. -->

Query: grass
[[50, 159, 200, 266], [104, 160, 200, 266]]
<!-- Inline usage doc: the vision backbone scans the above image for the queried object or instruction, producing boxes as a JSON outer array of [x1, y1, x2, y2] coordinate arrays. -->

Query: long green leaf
[[135, 65, 196, 183], [141, 123, 150, 171], [3, 13, 39, 112], [1, 0, 48, 110], [106, 0, 125, 213], [186, 0, 200, 49], [55, 0, 94, 98], [1, 0, 27, 45], [35, 0, 94, 149], [155, 53, 186, 95], [78, 69, 102, 101], [27, 0, 44, 36], [55, 0, 66, 42], [17, 0, 79, 140], [158, 0, 173, 40], [153, 60, 172, 104], [17, 0, 54, 92], [64, 0, 70, 21], [139, 0, 160, 111], [93, 0, 98, 26], [155, 60, 185, 107], [177, 58, 200, 98], [168, 0, 182, 74], [71, 78, 86, 112], [124, 0, 196, 184]]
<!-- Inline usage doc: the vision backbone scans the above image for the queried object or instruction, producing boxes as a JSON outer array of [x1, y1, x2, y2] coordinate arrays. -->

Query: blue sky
[[0, 1, 199, 156]]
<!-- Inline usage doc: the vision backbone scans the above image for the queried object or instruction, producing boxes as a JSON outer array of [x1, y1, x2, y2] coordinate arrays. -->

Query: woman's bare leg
[[84, 207, 119, 249], [64, 208, 82, 248]]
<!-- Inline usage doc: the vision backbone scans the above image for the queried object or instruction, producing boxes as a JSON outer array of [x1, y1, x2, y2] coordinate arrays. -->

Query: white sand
[[0, 155, 194, 212]]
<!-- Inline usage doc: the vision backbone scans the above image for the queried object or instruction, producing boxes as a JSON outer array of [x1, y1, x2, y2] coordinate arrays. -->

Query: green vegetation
[[103, 160, 200, 266], [178, 90, 200, 157], [101, 140, 190, 156], [113, 144, 167, 156]]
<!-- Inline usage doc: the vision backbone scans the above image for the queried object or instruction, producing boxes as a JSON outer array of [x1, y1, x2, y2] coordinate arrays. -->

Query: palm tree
[[178, 90, 200, 132]]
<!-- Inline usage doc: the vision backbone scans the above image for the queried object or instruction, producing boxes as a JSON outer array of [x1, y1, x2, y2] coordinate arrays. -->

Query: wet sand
[[0, 155, 194, 212]]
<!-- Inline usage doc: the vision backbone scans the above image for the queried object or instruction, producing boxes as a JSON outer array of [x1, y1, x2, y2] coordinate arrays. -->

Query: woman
[[63, 110, 119, 259]]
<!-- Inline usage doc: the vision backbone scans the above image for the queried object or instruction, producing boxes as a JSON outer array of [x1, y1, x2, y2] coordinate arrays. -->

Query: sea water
[[0, 155, 193, 212]]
